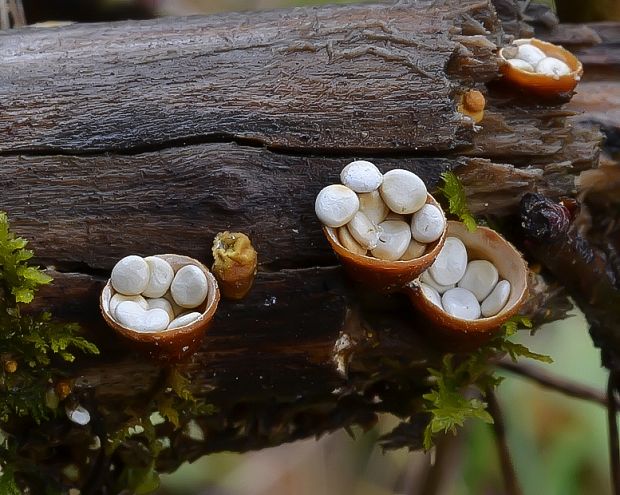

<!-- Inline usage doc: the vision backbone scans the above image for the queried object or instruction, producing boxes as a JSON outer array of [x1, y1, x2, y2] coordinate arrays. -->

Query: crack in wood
[[0, 137, 480, 159]]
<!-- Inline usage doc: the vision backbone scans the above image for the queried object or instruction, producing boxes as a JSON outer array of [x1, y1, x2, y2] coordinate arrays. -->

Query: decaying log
[[0, 150, 460, 271], [34, 267, 438, 472], [0, 0, 613, 492], [0, 0, 504, 154], [0, 149, 585, 271]]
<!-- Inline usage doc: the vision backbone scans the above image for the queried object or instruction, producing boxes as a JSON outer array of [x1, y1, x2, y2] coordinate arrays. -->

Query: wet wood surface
[[0, 0, 502, 154]]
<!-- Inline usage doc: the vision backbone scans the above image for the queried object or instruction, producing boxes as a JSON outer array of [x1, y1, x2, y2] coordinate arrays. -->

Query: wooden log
[[25, 266, 442, 489], [0, 148, 585, 272], [0, 1, 608, 492], [26, 262, 568, 487], [0, 2, 601, 272], [0, 149, 458, 270], [0, 0, 503, 154]]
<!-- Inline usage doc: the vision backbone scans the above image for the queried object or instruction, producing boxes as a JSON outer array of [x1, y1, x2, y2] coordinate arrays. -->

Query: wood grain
[[0, 145, 586, 272], [0, 146, 461, 270], [0, 0, 502, 154]]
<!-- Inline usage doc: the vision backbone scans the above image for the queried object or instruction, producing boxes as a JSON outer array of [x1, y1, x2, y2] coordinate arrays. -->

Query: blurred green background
[[20, 1, 615, 493]]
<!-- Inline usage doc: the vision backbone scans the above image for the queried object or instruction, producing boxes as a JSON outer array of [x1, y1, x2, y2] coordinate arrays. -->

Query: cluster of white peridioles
[[108, 255, 208, 332], [315, 161, 446, 261], [419, 238, 511, 320], [504, 40, 571, 79]]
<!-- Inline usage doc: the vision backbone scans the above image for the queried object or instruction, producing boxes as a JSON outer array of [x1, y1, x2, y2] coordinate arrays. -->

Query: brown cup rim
[[100, 254, 220, 345], [407, 221, 528, 334]]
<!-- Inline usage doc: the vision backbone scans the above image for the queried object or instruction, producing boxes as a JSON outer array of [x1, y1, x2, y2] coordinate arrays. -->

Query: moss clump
[[421, 316, 551, 450], [105, 367, 216, 494], [0, 211, 99, 490], [0, 211, 99, 423], [439, 171, 477, 231]]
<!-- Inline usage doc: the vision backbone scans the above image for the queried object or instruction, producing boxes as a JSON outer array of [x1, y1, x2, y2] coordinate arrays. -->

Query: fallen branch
[[497, 360, 608, 406], [487, 391, 523, 495]]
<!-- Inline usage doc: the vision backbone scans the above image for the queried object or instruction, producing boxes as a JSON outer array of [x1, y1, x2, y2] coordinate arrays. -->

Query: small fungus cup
[[498, 38, 583, 97], [457, 89, 486, 123], [323, 194, 447, 292], [212, 231, 258, 300], [406, 221, 528, 347], [100, 254, 220, 361]]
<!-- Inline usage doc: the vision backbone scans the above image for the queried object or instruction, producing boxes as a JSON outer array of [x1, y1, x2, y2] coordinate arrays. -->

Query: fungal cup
[[406, 221, 528, 344], [457, 89, 486, 123], [323, 194, 447, 291], [498, 38, 583, 96], [100, 254, 220, 361], [212, 231, 258, 300]]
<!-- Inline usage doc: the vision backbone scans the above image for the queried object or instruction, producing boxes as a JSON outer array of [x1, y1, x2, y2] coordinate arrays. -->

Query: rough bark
[[0, 0, 503, 154], [0, 150, 459, 271]]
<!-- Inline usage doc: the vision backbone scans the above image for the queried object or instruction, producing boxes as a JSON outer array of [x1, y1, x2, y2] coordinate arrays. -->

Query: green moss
[[0, 211, 100, 490], [104, 367, 216, 494], [422, 316, 552, 450], [438, 171, 477, 231], [0, 465, 21, 495], [0, 211, 99, 423]]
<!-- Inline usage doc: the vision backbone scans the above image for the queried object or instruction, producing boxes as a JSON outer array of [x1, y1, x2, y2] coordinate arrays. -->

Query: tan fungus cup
[[499, 38, 583, 96], [323, 194, 447, 292], [406, 221, 528, 345], [100, 254, 220, 361]]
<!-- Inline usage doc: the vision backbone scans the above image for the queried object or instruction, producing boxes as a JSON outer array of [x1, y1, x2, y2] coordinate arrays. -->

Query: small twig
[[10, 0, 25, 26], [497, 360, 608, 407], [417, 434, 454, 495], [0, 2, 9, 29], [487, 391, 523, 495], [608, 373, 620, 495]]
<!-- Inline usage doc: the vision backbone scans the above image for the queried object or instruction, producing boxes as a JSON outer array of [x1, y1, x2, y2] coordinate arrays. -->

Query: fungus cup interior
[[100, 254, 220, 358], [499, 38, 583, 94], [323, 194, 447, 292], [408, 221, 528, 336]]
